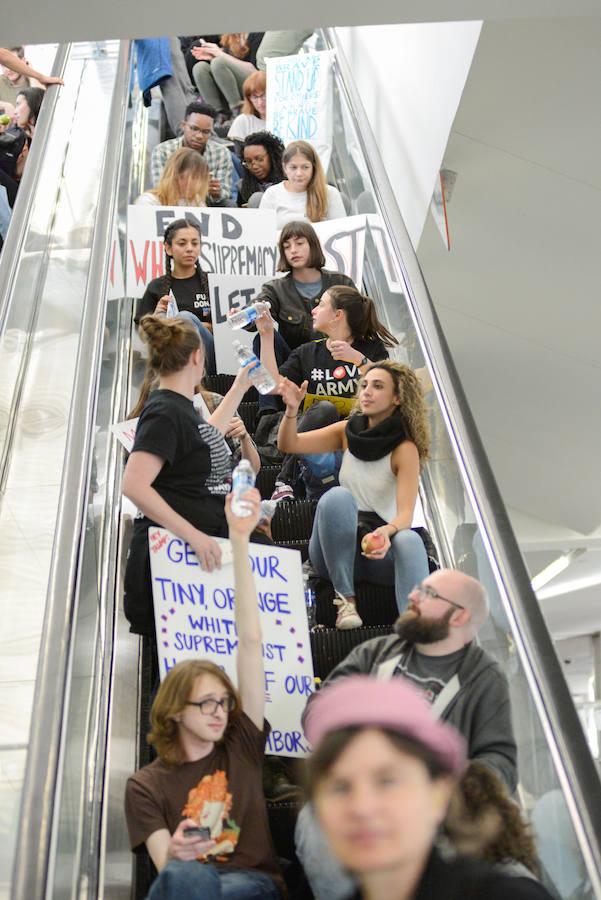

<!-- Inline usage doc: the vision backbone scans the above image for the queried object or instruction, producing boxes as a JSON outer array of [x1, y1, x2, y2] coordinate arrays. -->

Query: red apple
[[361, 532, 386, 554]]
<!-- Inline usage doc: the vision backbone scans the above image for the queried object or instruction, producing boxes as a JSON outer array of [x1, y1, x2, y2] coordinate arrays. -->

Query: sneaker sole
[[336, 615, 363, 630]]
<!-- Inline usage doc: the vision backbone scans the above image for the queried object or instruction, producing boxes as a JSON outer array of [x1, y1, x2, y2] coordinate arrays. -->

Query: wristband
[[388, 524, 399, 537], [284, 412, 298, 419]]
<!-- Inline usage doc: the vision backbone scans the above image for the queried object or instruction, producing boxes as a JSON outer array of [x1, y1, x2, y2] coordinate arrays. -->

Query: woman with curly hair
[[236, 131, 285, 208], [278, 358, 431, 628], [228, 71, 267, 148], [135, 148, 210, 207]]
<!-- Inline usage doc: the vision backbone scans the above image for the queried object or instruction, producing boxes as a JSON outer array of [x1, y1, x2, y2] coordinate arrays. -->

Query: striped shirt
[[150, 136, 233, 202], [197, 420, 232, 496]]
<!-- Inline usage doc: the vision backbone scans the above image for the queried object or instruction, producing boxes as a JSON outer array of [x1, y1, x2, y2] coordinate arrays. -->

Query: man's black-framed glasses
[[413, 583, 465, 611], [186, 696, 236, 715]]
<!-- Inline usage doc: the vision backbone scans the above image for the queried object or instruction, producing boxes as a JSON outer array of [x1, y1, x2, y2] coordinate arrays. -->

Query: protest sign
[[313, 215, 367, 287], [266, 50, 335, 170], [210, 274, 267, 375], [366, 214, 404, 294], [149, 530, 314, 757], [126, 206, 278, 298]]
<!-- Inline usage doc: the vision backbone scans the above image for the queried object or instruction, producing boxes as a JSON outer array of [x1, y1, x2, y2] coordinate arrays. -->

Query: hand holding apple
[[361, 528, 391, 559]]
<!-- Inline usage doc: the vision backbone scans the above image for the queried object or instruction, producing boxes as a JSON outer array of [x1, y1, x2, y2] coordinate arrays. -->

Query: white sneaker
[[333, 593, 363, 630]]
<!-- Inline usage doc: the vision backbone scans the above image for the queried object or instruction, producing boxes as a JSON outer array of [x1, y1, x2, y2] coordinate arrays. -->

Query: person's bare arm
[[207, 367, 252, 436], [361, 441, 420, 560], [0, 48, 63, 86], [226, 417, 261, 474], [226, 491, 265, 729], [276, 378, 346, 454], [146, 820, 216, 871], [122, 451, 222, 571], [256, 311, 280, 383]]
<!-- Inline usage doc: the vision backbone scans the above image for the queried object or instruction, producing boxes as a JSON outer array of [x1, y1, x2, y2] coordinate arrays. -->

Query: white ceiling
[[416, 16, 601, 639], [3, 0, 601, 49]]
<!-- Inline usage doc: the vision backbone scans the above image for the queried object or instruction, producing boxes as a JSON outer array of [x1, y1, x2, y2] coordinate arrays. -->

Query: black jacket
[[352, 848, 551, 899], [304, 635, 517, 793], [256, 269, 355, 350]]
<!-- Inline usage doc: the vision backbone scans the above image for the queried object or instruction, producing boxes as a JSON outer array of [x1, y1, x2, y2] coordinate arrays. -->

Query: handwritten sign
[[313, 215, 367, 287], [366, 214, 404, 294], [149, 530, 314, 757], [126, 207, 278, 298], [210, 274, 267, 375], [266, 50, 335, 170]]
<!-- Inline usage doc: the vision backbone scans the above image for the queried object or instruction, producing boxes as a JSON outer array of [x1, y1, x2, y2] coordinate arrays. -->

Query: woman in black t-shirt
[[123, 315, 267, 636], [257, 285, 398, 501], [136, 218, 216, 375]]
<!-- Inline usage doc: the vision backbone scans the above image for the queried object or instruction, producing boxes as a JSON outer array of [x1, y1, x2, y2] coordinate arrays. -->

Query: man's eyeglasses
[[186, 124, 213, 137], [242, 155, 268, 169], [186, 696, 235, 715], [412, 583, 465, 611]]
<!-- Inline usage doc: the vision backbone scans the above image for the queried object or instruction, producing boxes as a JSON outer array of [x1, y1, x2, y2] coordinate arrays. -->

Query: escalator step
[[267, 800, 303, 861], [312, 577, 398, 629], [256, 465, 280, 499], [238, 401, 259, 435], [310, 625, 394, 680], [276, 538, 309, 561], [271, 500, 316, 543], [203, 373, 258, 403]]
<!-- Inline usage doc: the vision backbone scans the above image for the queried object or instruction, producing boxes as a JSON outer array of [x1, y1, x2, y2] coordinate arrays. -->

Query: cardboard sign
[[126, 206, 278, 298], [149, 530, 314, 757], [313, 215, 367, 287], [266, 50, 335, 170], [210, 274, 267, 375]]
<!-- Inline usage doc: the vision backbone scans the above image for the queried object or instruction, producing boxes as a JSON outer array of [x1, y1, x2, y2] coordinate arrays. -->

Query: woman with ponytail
[[122, 315, 267, 637], [136, 219, 216, 375], [277, 360, 431, 629], [259, 140, 346, 228], [257, 285, 396, 500]]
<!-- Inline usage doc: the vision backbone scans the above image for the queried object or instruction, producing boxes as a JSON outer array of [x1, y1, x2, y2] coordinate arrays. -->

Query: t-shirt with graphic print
[[279, 337, 388, 416], [125, 712, 285, 895], [135, 270, 211, 324], [394, 646, 468, 706]]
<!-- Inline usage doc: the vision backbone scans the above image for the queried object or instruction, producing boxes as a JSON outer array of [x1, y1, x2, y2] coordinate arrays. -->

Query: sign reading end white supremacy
[[149, 528, 314, 757]]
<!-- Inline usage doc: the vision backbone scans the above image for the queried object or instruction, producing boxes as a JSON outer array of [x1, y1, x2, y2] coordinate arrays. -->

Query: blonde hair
[[138, 315, 202, 377], [358, 360, 430, 463], [283, 140, 329, 223], [150, 148, 209, 207], [148, 660, 241, 766], [241, 70, 266, 117]]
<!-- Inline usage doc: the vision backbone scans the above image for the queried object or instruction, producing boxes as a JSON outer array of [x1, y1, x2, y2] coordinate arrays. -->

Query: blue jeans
[[178, 310, 216, 375], [148, 860, 280, 900], [309, 486, 429, 612]]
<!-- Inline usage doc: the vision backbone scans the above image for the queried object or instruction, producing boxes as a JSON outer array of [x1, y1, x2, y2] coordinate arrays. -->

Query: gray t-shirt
[[293, 276, 323, 300], [394, 646, 467, 705]]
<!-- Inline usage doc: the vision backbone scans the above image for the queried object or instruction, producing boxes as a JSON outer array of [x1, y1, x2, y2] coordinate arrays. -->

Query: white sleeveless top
[[339, 449, 425, 528]]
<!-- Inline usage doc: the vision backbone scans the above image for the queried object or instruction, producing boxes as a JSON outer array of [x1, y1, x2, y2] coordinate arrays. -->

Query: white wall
[[336, 21, 481, 246]]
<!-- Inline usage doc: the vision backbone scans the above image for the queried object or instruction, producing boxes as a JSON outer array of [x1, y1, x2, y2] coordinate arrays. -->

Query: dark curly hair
[[445, 761, 540, 876], [238, 131, 285, 206]]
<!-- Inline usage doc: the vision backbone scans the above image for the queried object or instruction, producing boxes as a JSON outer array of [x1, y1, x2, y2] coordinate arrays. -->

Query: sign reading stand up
[[149, 529, 315, 757], [266, 50, 335, 170]]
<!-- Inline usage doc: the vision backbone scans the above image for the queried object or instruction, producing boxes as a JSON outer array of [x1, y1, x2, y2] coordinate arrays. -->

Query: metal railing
[[322, 26, 601, 893], [11, 41, 131, 899]]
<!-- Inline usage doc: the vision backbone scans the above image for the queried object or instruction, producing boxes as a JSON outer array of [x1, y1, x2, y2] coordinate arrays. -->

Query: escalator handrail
[[321, 26, 601, 892], [11, 41, 132, 899], [0, 43, 70, 337]]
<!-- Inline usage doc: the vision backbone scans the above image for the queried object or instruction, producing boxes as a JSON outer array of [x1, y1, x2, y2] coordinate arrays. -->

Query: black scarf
[[345, 412, 408, 461]]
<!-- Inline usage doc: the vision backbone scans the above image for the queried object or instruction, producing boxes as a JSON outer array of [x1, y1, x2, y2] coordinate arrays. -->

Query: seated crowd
[[117, 29, 559, 900], [2, 30, 558, 900]]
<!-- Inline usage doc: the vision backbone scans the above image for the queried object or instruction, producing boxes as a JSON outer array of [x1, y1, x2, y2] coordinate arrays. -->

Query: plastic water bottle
[[230, 459, 256, 517], [303, 574, 316, 630], [228, 300, 271, 330], [166, 291, 179, 318], [233, 341, 276, 395], [259, 499, 278, 526]]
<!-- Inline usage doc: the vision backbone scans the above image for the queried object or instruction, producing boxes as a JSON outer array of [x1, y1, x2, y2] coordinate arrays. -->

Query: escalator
[[0, 32, 599, 900]]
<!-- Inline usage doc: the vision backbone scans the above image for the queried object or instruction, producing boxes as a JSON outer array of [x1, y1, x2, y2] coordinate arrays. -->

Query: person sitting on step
[[295, 570, 518, 900], [277, 360, 431, 624], [259, 286, 396, 502]]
